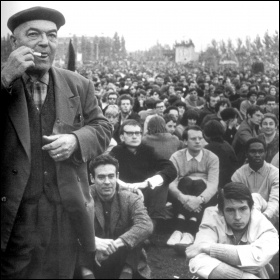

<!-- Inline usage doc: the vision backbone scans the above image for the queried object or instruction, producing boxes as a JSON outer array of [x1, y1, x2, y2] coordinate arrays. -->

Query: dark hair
[[89, 154, 119, 178], [164, 106, 179, 115], [220, 108, 238, 121], [174, 101, 187, 110], [261, 113, 278, 126], [247, 91, 258, 99], [182, 125, 203, 141], [245, 138, 267, 153], [108, 91, 119, 99], [218, 182, 254, 212], [205, 93, 219, 103], [119, 119, 142, 136], [215, 100, 230, 113], [257, 91, 266, 98], [136, 90, 147, 97], [164, 114, 177, 124], [145, 98, 156, 109], [256, 98, 265, 106], [246, 105, 261, 118], [264, 95, 276, 104], [155, 100, 165, 107], [203, 120, 225, 140], [118, 94, 134, 106]]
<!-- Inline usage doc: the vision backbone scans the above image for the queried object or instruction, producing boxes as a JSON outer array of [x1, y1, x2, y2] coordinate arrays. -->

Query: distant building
[[175, 40, 199, 64]]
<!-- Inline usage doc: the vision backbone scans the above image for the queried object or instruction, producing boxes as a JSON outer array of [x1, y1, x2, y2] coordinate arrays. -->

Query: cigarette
[[33, 52, 42, 57]]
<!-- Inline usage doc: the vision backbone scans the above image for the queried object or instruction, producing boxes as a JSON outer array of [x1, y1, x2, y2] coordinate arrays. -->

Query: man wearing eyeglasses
[[110, 120, 177, 224]]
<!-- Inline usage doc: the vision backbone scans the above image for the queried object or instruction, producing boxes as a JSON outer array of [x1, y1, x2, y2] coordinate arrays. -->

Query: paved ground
[[147, 219, 279, 279]]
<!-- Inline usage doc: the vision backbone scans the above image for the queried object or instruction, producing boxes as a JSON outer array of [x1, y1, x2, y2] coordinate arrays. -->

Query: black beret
[[8, 6, 65, 33]]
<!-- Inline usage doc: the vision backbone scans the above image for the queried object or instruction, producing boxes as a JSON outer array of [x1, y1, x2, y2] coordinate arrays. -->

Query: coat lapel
[[50, 68, 80, 134], [8, 79, 31, 161], [94, 194, 106, 232]]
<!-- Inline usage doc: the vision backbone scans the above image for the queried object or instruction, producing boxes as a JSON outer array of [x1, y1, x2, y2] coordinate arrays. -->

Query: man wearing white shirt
[[168, 126, 219, 246]]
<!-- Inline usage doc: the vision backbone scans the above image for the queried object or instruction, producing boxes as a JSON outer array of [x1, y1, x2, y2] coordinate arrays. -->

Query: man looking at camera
[[1, 6, 111, 279]]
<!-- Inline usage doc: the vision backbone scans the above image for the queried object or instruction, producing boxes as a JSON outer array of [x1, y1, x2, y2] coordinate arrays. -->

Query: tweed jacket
[[0, 67, 112, 252], [91, 186, 153, 278]]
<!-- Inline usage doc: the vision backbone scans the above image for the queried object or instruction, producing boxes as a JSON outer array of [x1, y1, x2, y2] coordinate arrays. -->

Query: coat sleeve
[[72, 80, 112, 162], [119, 193, 153, 248]]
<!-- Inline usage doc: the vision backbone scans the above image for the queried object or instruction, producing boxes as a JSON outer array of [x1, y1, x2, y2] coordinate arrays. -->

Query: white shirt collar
[[186, 149, 203, 162]]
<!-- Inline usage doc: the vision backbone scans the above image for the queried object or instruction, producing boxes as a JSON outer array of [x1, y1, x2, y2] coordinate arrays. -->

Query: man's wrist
[[1, 74, 12, 89], [201, 243, 211, 255]]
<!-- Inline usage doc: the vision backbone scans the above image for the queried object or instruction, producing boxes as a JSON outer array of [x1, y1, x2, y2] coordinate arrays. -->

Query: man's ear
[[10, 34, 18, 50], [117, 172, 119, 180], [120, 134, 124, 142]]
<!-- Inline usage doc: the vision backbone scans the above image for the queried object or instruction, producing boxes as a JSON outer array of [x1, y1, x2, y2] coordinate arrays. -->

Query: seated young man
[[168, 126, 219, 245], [81, 154, 154, 279], [110, 120, 177, 222], [232, 138, 279, 225], [186, 182, 279, 279]]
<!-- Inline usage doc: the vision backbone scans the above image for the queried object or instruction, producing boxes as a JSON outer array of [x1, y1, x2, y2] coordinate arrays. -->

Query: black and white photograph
[[1, 1, 279, 279]]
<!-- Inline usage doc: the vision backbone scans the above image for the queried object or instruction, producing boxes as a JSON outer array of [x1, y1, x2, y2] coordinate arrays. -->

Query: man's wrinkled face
[[223, 199, 251, 232], [93, 164, 118, 201], [11, 20, 58, 73]]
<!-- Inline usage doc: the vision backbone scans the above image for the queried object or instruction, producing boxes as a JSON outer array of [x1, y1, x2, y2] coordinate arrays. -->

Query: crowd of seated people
[[84, 66, 279, 279]]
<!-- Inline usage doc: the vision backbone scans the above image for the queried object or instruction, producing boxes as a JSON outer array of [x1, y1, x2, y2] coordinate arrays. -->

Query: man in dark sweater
[[110, 120, 177, 221]]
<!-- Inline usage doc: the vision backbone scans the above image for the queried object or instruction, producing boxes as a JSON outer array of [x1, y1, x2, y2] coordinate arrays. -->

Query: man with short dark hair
[[240, 91, 258, 119], [198, 94, 220, 125], [187, 182, 279, 279], [110, 120, 177, 222], [185, 89, 205, 111], [80, 155, 153, 279], [232, 138, 279, 225], [168, 126, 219, 245], [232, 105, 263, 166]]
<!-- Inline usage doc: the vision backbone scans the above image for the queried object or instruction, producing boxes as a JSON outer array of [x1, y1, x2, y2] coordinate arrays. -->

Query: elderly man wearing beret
[[1, 6, 112, 279]]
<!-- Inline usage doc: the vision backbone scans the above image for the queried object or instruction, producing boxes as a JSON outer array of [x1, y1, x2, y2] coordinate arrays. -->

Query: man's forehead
[[95, 164, 117, 174], [249, 142, 264, 150], [188, 130, 202, 137], [14, 20, 57, 33], [224, 199, 249, 208], [124, 125, 141, 131]]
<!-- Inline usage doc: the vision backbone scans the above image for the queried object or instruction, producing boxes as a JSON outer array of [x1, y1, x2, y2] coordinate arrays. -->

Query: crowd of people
[[1, 5, 279, 280]]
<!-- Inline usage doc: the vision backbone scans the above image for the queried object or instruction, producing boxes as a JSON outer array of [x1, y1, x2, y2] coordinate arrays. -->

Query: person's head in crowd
[[248, 84, 258, 93], [155, 100, 166, 116], [260, 113, 278, 138], [164, 106, 179, 122], [175, 86, 185, 98], [119, 120, 142, 148], [268, 85, 277, 97], [217, 182, 253, 232], [147, 115, 167, 135], [215, 100, 230, 115], [145, 98, 156, 110], [203, 120, 225, 142], [245, 138, 267, 171], [247, 91, 258, 104], [188, 88, 199, 101], [205, 93, 220, 109], [224, 85, 235, 98], [151, 89, 160, 100], [181, 110, 199, 127], [168, 95, 180, 107], [89, 154, 119, 201], [125, 76, 132, 87], [182, 125, 204, 154], [261, 83, 270, 94], [264, 96, 276, 113], [118, 94, 134, 115], [256, 98, 266, 111], [107, 91, 119, 105], [257, 91, 266, 100], [212, 76, 219, 86], [240, 82, 250, 96], [160, 94, 169, 104], [164, 114, 177, 135], [136, 90, 147, 103], [220, 108, 238, 128], [155, 75, 164, 86], [168, 84, 176, 96], [205, 74, 211, 82], [104, 105, 119, 127], [129, 85, 137, 96], [189, 81, 197, 90], [174, 101, 187, 118], [180, 75, 187, 83], [246, 105, 263, 126]]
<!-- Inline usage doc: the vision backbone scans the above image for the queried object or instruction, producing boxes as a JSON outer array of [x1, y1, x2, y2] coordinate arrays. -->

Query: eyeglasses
[[123, 131, 142, 137], [108, 97, 117, 100]]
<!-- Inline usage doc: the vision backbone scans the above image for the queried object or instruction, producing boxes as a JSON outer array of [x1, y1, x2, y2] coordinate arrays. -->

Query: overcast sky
[[1, 1, 279, 52]]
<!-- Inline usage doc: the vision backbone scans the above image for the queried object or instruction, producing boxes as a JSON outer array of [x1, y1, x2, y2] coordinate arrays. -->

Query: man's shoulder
[[170, 148, 187, 160], [202, 148, 219, 161], [51, 67, 89, 85]]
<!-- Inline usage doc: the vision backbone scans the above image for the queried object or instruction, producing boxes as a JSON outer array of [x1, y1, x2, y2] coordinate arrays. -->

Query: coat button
[[77, 177, 81, 182], [12, 169, 18, 175], [85, 202, 88, 207], [44, 171, 48, 176], [56, 119, 60, 124], [1, 197, 7, 202]]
